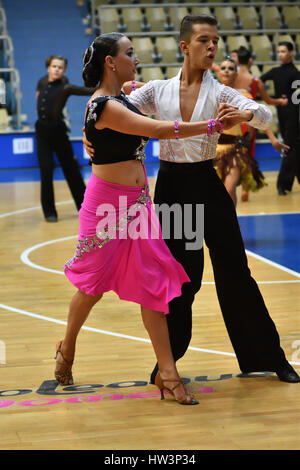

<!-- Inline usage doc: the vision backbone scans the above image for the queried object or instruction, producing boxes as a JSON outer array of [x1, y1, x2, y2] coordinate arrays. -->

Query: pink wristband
[[131, 80, 136, 91], [207, 119, 216, 136], [174, 120, 179, 139]]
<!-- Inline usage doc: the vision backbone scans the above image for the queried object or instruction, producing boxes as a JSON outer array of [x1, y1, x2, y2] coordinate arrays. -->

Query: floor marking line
[[238, 211, 300, 217], [20, 239, 300, 283], [0, 201, 72, 218], [20, 236, 77, 275], [246, 250, 300, 278], [1, 303, 299, 365]]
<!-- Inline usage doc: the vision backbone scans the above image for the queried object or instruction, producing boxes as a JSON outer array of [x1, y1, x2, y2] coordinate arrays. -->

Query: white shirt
[[128, 70, 272, 163]]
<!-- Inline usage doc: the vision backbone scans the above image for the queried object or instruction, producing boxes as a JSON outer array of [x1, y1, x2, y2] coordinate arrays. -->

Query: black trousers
[[150, 159, 289, 383], [35, 120, 86, 218], [277, 106, 300, 191]]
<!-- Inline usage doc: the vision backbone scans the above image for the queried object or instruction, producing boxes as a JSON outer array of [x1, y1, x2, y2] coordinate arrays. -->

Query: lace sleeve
[[127, 81, 157, 115], [217, 83, 272, 130]]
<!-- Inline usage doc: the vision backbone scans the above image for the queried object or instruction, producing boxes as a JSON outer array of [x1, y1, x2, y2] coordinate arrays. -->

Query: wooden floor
[[0, 171, 299, 451]]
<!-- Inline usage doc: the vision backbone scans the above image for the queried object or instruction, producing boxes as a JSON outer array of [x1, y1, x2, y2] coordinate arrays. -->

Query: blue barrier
[[0, 132, 280, 169]]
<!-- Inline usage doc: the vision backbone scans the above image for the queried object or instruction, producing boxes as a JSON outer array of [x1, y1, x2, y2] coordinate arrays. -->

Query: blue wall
[[0, 132, 282, 171], [0, 132, 160, 168]]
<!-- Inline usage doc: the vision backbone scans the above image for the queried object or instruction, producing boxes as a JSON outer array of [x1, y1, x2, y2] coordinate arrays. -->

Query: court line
[[0, 303, 234, 357], [245, 250, 300, 279], [20, 237, 300, 282], [1, 302, 299, 365], [20, 235, 77, 275], [238, 211, 300, 217], [4, 201, 298, 282], [0, 202, 298, 220], [0, 201, 72, 218]]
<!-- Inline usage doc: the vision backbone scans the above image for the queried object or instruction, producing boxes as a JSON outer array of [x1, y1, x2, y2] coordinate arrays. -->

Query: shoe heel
[[54, 340, 74, 386]]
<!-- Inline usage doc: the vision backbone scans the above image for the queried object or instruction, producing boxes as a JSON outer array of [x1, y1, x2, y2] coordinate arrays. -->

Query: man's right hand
[[82, 127, 94, 158]]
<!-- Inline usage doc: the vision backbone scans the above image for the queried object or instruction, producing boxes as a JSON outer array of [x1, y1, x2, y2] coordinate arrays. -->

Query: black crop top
[[84, 92, 148, 165]]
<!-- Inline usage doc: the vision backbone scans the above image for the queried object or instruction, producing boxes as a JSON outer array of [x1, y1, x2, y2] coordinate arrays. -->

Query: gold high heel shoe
[[155, 372, 199, 405], [54, 340, 74, 386]]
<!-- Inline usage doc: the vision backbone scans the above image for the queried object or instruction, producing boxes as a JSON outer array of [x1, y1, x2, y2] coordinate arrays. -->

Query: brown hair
[[45, 55, 68, 69], [82, 33, 124, 87], [221, 58, 238, 71], [180, 14, 218, 42]]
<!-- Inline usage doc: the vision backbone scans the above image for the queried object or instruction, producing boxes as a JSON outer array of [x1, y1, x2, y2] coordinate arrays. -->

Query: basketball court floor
[[0, 164, 299, 451]]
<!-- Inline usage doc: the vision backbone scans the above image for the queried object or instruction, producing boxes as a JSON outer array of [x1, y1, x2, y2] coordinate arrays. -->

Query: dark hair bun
[[82, 33, 124, 87], [83, 62, 101, 87]]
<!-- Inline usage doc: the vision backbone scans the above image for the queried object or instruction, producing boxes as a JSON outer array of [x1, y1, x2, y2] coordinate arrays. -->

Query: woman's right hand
[[82, 127, 95, 158], [218, 110, 254, 130]]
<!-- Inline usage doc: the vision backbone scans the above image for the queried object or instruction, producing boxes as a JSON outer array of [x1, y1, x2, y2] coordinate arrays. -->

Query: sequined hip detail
[[64, 184, 150, 270], [134, 138, 147, 162]]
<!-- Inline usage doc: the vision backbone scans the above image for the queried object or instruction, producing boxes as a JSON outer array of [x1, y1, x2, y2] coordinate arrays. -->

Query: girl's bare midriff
[[92, 159, 145, 186]]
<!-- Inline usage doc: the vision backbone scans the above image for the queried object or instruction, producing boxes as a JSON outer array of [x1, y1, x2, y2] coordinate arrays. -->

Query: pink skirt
[[64, 171, 190, 314]]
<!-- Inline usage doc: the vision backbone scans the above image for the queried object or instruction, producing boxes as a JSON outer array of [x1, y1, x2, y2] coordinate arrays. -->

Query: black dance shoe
[[277, 186, 287, 196], [45, 215, 58, 223], [276, 366, 300, 383]]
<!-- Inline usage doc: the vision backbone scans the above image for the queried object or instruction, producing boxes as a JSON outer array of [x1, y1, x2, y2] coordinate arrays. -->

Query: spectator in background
[[35, 55, 94, 222], [260, 42, 300, 195], [233, 46, 288, 201], [214, 58, 289, 207]]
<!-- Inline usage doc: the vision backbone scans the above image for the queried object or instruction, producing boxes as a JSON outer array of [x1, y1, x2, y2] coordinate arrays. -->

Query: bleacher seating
[[132, 36, 156, 63], [156, 36, 180, 62], [214, 36, 226, 62], [226, 35, 248, 53], [97, 7, 120, 33], [145, 7, 168, 32], [121, 7, 145, 32], [282, 5, 300, 29], [93, 2, 300, 62], [264, 6, 282, 29], [91, 1, 300, 137], [250, 34, 274, 61], [168, 6, 189, 29], [236, 6, 259, 29], [165, 65, 180, 78], [213, 6, 237, 30], [141, 66, 164, 81]]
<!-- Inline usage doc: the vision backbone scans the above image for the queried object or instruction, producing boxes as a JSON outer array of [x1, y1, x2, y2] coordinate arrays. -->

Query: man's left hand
[[217, 104, 254, 126]]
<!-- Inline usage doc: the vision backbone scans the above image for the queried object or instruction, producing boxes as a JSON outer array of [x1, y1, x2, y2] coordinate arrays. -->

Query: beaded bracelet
[[131, 80, 136, 91], [174, 120, 179, 139], [207, 119, 216, 136], [207, 119, 224, 135]]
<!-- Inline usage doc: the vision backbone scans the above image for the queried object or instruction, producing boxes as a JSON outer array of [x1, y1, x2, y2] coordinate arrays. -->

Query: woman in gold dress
[[214, 59, 289, 207]]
